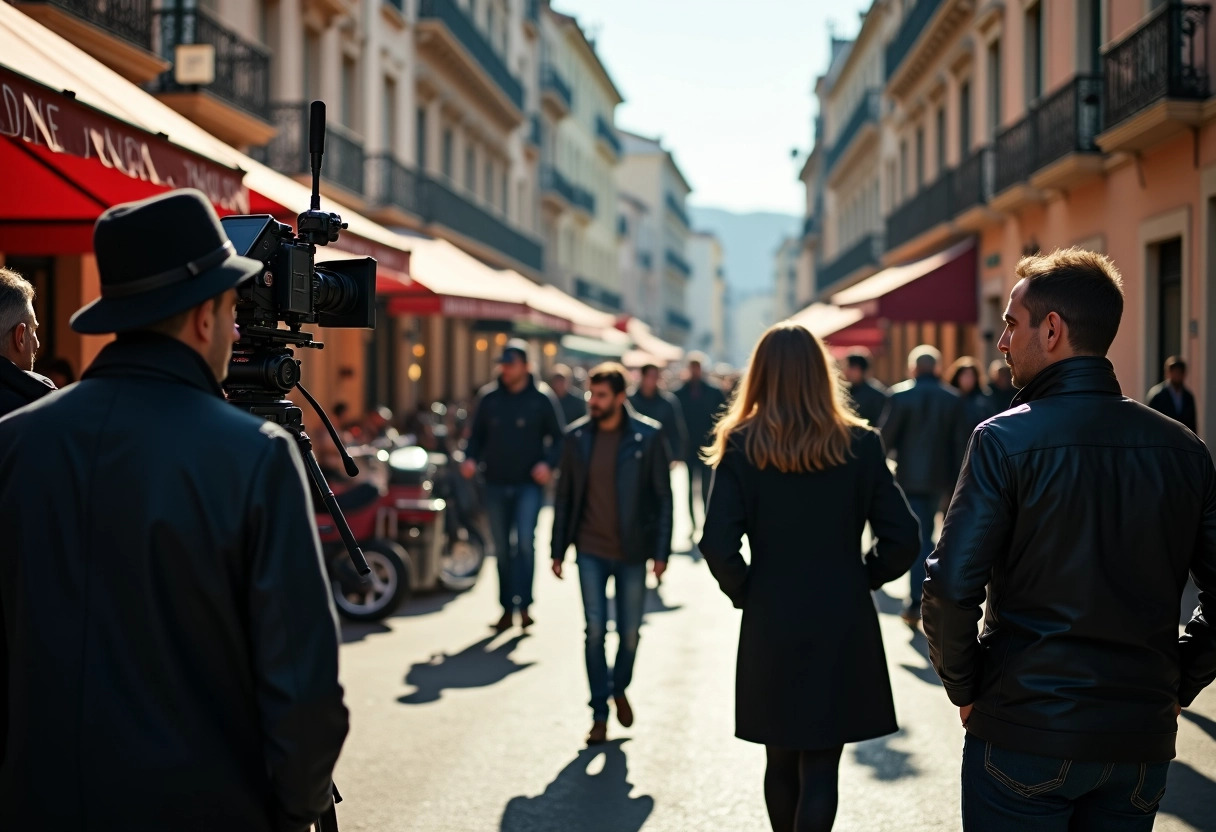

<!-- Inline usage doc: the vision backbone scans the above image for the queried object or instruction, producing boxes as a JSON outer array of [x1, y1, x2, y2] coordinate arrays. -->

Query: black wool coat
[[699, 428, 920, 750], [0, 357, 55, 418]]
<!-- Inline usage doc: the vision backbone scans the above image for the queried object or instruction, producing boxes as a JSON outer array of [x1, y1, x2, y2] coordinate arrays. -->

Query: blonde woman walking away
[[699, 323, 920, 832]]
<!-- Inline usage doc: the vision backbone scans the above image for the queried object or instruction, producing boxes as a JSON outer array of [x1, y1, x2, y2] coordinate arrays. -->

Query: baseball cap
[[497, 338, 530, 364]]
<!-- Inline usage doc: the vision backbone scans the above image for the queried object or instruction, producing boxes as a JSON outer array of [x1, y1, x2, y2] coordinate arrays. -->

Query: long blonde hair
[[704, 322, 865, 473]]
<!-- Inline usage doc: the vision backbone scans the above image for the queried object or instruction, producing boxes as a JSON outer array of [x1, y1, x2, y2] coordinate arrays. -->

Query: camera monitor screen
[[220, 216, 276, 258]]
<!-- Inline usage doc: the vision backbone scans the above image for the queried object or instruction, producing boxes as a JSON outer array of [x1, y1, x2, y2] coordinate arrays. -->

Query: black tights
[[763, 745, 844, 832]]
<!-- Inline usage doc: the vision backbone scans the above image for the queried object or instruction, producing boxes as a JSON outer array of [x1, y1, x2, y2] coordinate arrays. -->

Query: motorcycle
[[319, 481, 413, 622]]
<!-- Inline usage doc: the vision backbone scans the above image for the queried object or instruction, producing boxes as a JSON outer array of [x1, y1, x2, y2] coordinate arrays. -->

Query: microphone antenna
[[308, 100, 325, 212]]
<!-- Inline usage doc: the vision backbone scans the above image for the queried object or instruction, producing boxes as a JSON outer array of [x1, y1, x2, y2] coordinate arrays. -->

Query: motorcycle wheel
[[332, 540, 411, 621], [439, 526, 485, 592]]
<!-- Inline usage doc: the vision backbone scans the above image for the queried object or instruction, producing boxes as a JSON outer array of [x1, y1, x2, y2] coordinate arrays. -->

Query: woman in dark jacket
[[699, 323, 920, 832], [948, 356, 997, 431]]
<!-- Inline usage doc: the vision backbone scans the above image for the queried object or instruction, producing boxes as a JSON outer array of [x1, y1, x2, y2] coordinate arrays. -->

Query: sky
[[555, 0, 873, 216]]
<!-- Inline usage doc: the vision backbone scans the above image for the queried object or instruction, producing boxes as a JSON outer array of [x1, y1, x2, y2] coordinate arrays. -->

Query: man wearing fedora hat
[[0, 189, 348, 831]]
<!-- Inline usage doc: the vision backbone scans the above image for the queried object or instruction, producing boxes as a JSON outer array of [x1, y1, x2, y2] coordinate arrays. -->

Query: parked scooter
[[419, 402, 487, 591], [319, 481, 412, 622]]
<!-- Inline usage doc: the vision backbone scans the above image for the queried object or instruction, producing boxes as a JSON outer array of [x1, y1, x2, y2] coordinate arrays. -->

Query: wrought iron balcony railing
[[418, 0, 523, 110], [803, 215, 821, 238], [951, 146, 995, 215], [993, 111, 1037, 195], [665, 193, 690, 228], [150, 7, 271, 119], [542, 165, 577, 206], [418, 173, 544, 271], [369, 155, 421, 216], [817, 233, 882, 292], [665, 249, 692, 277], [575, 277, 622, 311], [542, 64, 573, 110], [1104, 2, 1211, 129], [42, 0, 154, 50], [260, 103, 365, 195], [572, 184, 596, 216], [824, 89, 880, 174], [666, 309, 692, 330], [529, 113, 542, 148], [596, 115, 622, 156], [887, 170, 954, 251], [885, 0, 944, 81], [1035, 74, 1103, 170]]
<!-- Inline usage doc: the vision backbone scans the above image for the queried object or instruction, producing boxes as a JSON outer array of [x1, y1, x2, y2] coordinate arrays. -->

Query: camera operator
[[0, 190, 349, 831], [0, 267, 56, 417]]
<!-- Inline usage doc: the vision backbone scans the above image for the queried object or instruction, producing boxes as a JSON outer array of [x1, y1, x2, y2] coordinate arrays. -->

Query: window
[[382, 77, 397, 153], [959, 80, 972, 157], [465, 146, 476, 193], [1025, 3, 1043, 105], [441, 128, 454, 180], [915, 126, 924, 189], [987, 38, 1002, 140], [1078, 0, 1103, 74], [416, 107, 428, 170], [935, 107, 947, 177], [341, 56, 358, 127], [898, 141, 908, 202], [304, 29, 322, 102], [1157, 238, 1183, 380], [484, 158, 494, 206], [502, 171, 510, 215]]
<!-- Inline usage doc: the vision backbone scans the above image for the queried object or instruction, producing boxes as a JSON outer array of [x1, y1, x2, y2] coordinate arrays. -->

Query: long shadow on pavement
[[500, 739, 654, 832], [397, 634, 534, 705], [340, 589, 463, 644], [853, 729, 919, 781], [1160, 761, 1216, 832]]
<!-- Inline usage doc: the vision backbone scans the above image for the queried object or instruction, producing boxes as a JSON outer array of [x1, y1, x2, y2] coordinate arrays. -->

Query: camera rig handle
[[298, 100, 348, 247]]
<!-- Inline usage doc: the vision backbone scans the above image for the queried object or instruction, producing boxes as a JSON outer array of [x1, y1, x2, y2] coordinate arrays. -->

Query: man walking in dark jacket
[[0, 190, 348, 831], [843, 351, 889, 425], [923, 248, 1216, 831], [550, 363, 587, 426], [1146, 355, 1198, 433], [673, 352, 726, 542], [0, 267, 55, 417], [551, 363, 673, 745], [463, 339, 566, 631], [880, 345, 966, 627], [628, 363, 686, 461]]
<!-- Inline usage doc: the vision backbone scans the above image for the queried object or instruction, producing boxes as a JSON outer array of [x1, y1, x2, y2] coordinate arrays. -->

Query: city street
[[332, 469, 1216, 832]]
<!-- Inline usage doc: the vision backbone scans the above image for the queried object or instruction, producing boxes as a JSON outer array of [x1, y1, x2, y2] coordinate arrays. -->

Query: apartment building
[[539, 7, 624, 314], [772, 236, 802, 322], [617, 191, 653, 320], [687, 232, 728, 360], [616, 130, 694, 345]]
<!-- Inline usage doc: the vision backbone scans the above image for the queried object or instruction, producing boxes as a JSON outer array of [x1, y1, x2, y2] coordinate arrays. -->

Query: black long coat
[[0, 334, 348, 831], [699, 428, 920, 750]]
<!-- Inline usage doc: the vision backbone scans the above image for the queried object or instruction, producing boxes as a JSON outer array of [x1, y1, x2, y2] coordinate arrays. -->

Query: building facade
[[687, 232, 728, 360], [772, 235, 802, 321]]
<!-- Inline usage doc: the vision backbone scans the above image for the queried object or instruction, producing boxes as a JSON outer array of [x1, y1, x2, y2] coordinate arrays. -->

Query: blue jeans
[[906, 493, 940, 610], [962, 734, 1169, 831], [577, 552, 647, 721], [484, 483, 542, 612]]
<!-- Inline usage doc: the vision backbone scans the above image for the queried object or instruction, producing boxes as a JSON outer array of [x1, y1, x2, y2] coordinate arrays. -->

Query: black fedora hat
[[70, 189, 263, 335]]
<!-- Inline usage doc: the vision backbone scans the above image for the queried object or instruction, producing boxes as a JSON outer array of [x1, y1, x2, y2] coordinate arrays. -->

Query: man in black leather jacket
[[0, 190, 348, 831], [0, 268, 55, 418], [923, 248, 1216, 831], [551, 363, 672, 745], [880, 345, 966, 626]]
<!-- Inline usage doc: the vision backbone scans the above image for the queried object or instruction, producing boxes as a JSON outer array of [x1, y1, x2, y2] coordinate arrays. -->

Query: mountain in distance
[[688, 206, 801, 295]]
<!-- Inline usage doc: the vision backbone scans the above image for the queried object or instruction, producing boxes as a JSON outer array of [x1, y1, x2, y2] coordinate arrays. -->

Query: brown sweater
[[576, 425, 623, 559]]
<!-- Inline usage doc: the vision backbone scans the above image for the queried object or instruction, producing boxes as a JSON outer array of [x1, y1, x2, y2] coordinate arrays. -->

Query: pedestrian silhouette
[[1158, 761, 1216, 832], [852, 730, 919, 782], [500, 740, 654, 832], [398, 634, 534, 705]]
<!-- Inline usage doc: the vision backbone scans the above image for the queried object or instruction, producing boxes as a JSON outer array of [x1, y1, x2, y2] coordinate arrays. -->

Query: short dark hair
[[589, 362, 628, 395], [845, 352, 870, 372], [1166, 356, 1187, 373], [1016, 248, 1124, 355], [640, 363, 659, 377]]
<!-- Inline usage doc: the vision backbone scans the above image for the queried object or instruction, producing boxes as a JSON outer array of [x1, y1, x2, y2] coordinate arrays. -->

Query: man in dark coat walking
[[0, 190, 348, 831], [628, 363, 686, 461], [843, 351, 889, 425], [672, 352, 726, 542], [1146, 355, 1198, 433], [550, 363, 587, 426], [551, 363, 672, 746], [987, 359, 1017, 412], [463, 339, 566, 632], [0, 267, 55, 417], [880, 345, 966, 627], [923, 249, 1216, 831]]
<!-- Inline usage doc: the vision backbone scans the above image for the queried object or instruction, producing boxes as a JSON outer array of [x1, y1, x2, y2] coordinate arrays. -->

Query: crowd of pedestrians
[[0, 190, 1212, 832]]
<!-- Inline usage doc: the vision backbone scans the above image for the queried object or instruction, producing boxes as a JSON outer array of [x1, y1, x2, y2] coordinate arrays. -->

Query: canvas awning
[[788, 302, 885, 349], [830, 238, 977, 323]]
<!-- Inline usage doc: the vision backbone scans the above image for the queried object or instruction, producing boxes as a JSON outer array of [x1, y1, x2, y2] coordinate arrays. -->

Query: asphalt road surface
[[332, 467, 1216, 831]]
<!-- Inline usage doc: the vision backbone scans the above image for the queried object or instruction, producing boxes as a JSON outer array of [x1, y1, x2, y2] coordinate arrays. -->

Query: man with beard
[[0, 268, 56, 417], [0, 190, 348, 831], [923, 248, 1216, 830], [551, 363, 673, 745]]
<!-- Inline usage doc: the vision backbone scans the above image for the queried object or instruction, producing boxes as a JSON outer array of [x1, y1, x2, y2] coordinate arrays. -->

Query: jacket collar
[[1011, 356, 1122, 407], [0, 356, 56, 399], [578, 405, 646, 445], [83, 332, 224, 398]]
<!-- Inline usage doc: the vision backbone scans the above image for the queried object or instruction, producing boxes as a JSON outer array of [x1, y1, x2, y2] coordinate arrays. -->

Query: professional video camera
[[218, 102, 372, 832]]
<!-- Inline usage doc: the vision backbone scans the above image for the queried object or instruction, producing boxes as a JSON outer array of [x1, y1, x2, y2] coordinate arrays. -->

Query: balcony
[[802, 215, 821, 241], [571, 184, 596, 220], [149, 7, 274, 148], [817, 233, 882, 293], [887, 171, 954, 254], [260, 103, 366, 197], [575, 277, 622, 311], [15, 0, 168, 83], [665, 249, 692, 278], [824, 89, 880, 177], [541, 165, 576, 212], [368, 155, 422, 223], [664, 193, 691, 229], [951, 146, 995, 230], [666, 309, 692, 331], [416, 0, 524, 125], [418, 174, 544, 273], [884, 0, 971, 98], [542, 64, 573, 119], [527, 113, 543, 156], [596, 115, 622, 159], [1099, 2, 1212, 153], [524, 0, 539, 34]]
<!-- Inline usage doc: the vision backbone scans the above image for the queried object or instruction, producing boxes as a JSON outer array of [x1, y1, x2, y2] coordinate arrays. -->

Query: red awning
[[788, 303, 885, 350], [830, 238, 977, 323]]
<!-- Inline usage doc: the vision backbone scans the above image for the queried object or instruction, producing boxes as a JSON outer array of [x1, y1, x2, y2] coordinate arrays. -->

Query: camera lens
[[314, 267, 361, 317]]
